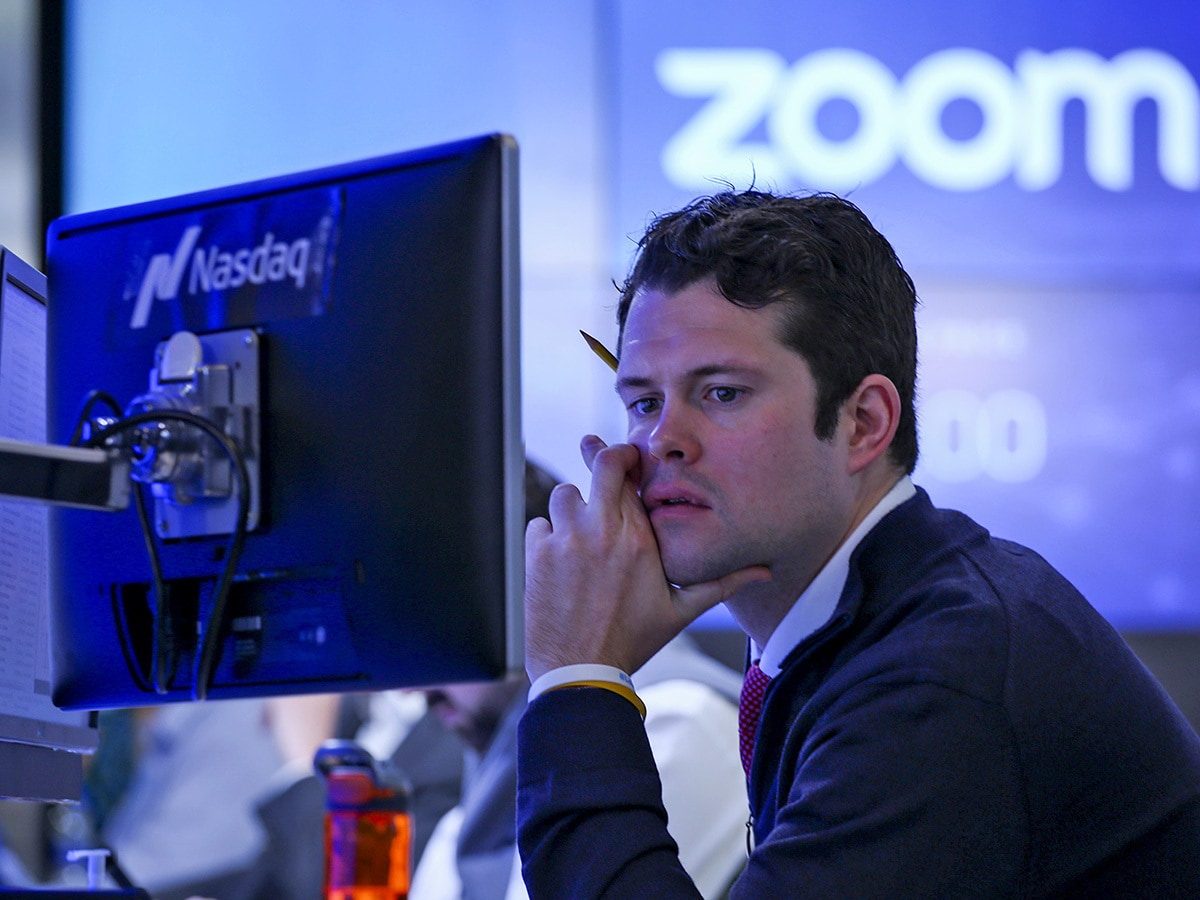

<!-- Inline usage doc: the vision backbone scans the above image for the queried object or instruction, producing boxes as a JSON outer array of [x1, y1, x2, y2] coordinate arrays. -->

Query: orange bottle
[[316, 740, 412, 900]]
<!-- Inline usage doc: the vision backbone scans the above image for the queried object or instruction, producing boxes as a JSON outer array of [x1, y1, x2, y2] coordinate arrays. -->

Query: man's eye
[[709, 386, 742, 403], [631, 397, 660, 415]]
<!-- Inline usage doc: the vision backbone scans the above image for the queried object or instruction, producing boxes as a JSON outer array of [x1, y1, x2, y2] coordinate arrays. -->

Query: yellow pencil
[[580, 330, 619, 372]]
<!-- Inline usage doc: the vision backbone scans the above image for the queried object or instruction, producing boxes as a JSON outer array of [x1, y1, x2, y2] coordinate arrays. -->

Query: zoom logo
[[657, 47, 1200, 192]]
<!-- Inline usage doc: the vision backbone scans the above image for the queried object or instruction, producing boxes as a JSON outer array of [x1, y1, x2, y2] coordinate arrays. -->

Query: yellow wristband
[[529, 664, 647, 719], [551, 679, 647, 719]]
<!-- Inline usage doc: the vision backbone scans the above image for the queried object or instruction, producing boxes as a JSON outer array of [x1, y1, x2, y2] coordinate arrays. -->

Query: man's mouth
[[644, 488, 709, 512]]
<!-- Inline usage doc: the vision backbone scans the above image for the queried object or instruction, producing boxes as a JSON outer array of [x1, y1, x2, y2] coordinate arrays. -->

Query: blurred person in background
[[408, 460, 748, 900]]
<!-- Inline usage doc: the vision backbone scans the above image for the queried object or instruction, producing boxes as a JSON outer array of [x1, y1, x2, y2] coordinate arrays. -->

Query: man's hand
[[262, 694, 341, 769], [524, 435, 769, 681]]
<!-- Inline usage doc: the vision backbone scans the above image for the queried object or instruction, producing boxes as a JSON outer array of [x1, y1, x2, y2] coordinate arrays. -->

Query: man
[[103, 692, 463, 900], [410, 461, 748, 900], [413, 635, 745, 900], [96, 700, 285, 899], [517, 190, 1200, 896], [229, 690, 465, 900]]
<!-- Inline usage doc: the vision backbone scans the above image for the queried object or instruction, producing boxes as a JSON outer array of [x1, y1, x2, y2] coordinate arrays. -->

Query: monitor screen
[[0, 245, 96, 801], [45, 134, 523, 710]]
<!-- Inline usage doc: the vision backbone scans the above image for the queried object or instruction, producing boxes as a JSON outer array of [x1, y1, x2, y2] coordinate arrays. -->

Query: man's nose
[[646, 401, 701, 463]]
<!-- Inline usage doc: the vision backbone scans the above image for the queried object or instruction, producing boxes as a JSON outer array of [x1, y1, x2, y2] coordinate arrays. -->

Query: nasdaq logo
[[132, 225, 202, 329], [657, 47, 1200, 192], [131, 226, 312, 329]]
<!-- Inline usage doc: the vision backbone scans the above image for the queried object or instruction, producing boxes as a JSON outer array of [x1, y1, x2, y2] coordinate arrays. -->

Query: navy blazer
[[517, 488, 1200, 898]]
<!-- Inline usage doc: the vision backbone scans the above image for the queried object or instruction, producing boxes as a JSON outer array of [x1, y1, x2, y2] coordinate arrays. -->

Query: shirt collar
[[755, 476, 916, 677]]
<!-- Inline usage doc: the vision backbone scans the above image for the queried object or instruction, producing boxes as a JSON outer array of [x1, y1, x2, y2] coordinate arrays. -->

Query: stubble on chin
[[654, 524, 751, 589]]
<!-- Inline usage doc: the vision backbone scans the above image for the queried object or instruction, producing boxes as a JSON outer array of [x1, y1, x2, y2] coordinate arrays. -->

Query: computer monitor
[[0, 246, 96, 801], [45, 134, 523, 710]]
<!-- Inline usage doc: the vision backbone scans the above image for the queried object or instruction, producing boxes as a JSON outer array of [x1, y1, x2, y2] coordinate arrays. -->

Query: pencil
[[580, 330, 619, 372]]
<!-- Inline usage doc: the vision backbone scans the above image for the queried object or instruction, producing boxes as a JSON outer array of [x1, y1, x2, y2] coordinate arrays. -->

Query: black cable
[[87, 409, 251, 702], [131, 483, 172, 693], [104, 849, 140, 890], [69, 389, 123, 445], [107, 576, 154, 695], [71, 391, 158, 693]]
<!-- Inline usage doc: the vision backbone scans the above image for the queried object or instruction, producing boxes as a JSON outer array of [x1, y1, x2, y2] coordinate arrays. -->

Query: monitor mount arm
[[0, 328, 261, 537]]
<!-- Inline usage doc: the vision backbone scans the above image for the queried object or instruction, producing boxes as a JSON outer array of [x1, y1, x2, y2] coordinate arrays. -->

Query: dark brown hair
[[617, 190, 919, 473]]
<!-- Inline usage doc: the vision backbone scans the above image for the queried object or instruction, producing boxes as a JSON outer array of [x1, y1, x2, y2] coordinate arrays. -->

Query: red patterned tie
[[738, 661, 771, 777]]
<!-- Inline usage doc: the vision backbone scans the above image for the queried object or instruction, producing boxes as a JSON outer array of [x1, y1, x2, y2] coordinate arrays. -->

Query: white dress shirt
[[410, 679, 745, 900], [756, 476, 916, 677]]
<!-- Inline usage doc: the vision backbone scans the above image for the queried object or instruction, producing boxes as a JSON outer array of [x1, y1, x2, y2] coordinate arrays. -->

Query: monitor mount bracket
[[0, 328, 261, 540]]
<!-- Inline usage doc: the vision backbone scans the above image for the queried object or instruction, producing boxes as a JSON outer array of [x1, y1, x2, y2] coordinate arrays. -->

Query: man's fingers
[[525, 516, 552, 543], [544, 482, 584, 525], [580, 434, 607, 470], [583, 441, 640, 510]]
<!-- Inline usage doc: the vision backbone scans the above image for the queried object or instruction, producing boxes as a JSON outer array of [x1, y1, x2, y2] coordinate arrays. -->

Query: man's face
[[423, 679, 523, 754], [618, 278, 855, 604]]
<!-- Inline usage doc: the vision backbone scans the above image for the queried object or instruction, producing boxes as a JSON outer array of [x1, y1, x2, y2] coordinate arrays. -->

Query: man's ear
[[845, 374, 901, 475]]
